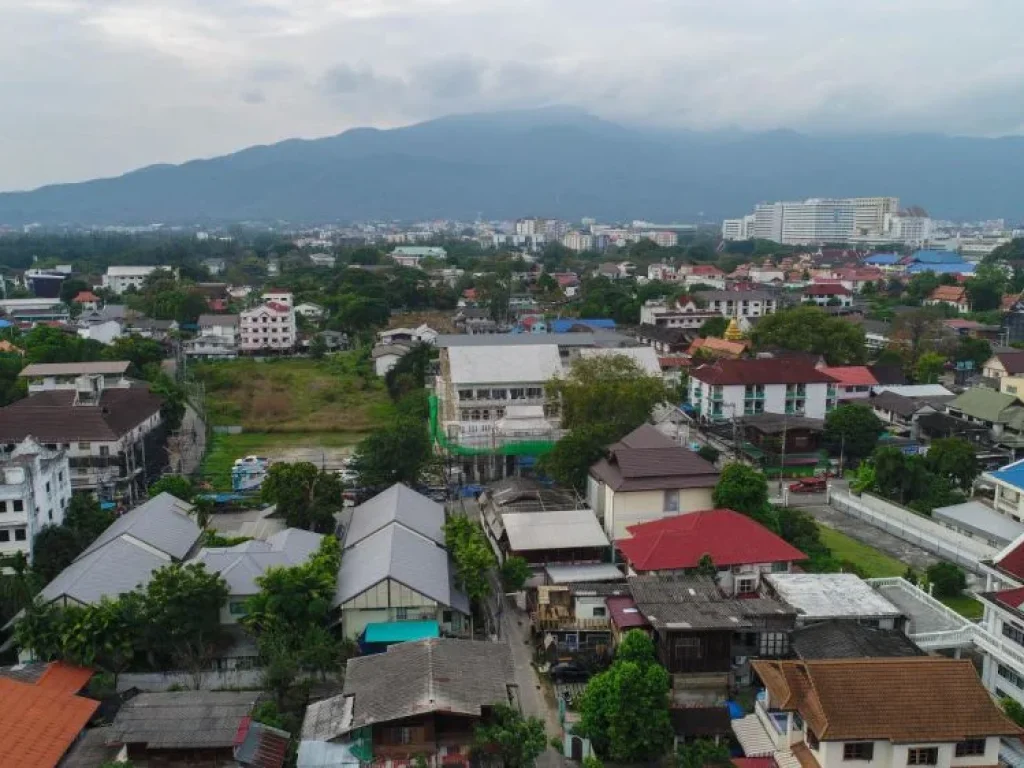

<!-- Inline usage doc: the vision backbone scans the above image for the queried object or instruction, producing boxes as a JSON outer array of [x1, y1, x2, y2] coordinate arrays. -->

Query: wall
[[606, 487, 713, 540]]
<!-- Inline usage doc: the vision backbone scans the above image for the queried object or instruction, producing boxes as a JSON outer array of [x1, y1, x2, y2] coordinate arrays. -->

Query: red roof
[[264, 301, 290, 313], [72, 291, 99, 303], [462, 288, 477, 300], [0, 663, 98, 768], [691, 359, 837, 386], [691, 265, 724, 276], [606, 595, 650, 629], [617, 509, 807, 571], [929, 285, 968, 303], [996, 542, 1024, 581], [992, 587, 1024, 612], [658, 356, 692, 368], [733, 759, 777, 768], [819, 366, 878, 387], [803, 284, 851, 296]]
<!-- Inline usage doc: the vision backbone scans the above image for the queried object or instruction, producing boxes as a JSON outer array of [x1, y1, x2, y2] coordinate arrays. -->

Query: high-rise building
[[886, 211, 933, 245], [722, 214, 756, 241], [743, 197, 896, 244], [754, 203, 785, 241], [852, 196, 900, 235]]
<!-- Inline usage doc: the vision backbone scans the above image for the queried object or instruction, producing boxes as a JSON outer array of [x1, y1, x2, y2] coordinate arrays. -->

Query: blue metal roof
[[907, 262, 975, 275], [990, 458, 1024, 492], [363, 620, 439, 644], [864, 253, 901, 265], [550, 318, 616, 333], [911, 250, 965, 264]]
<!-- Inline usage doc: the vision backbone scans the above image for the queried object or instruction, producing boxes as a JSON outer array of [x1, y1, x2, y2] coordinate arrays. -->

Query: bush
[[697, 445, 720, 464], [926, 562, 967, 598]]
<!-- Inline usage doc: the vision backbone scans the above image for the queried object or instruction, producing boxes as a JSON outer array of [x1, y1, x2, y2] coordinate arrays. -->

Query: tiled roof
[[803, 284, 850, 296], [19, 360, 130, 377], [0, 663, 99, 768], [589, 425, 719, 492], [688, 337, 747, 358], [929, 285, 968, 302], [691, 359, 836, 386], [993, 531, 1024, 581], [752, 658, 1024, 742], [996, 351, 1024, 375], [982, 586, 1024, 613], [618, 509, 807, 571], [819, 366, 877, 387], [0, 387, 163, 442]]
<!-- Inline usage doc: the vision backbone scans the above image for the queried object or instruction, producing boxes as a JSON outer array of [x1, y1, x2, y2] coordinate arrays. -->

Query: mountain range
[[2, 107, 1023, 225]]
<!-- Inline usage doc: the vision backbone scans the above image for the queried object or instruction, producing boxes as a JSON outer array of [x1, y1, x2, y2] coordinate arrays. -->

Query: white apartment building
[[240, 302, 296, 353], [647, 264, 678, 282], [19, 361, 132, 395], [0, 437, 71, 563], [721, 214, 756, 241], [853, 196, 900, 235], [751, 197, 895, 244], [887, 212, 933, 245], [562, 231, 595, 252], [688, 359, 838, 421], [102, 265, 167, 294], [390, 246, 447, 268], [641, 231, 679, 248], [693, 290, 779, 318], [185, 315, 240, 360]]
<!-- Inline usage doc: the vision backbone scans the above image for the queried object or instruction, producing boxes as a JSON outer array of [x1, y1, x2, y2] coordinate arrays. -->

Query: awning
[[363, 620, 440, 645], [732, 714, 776, 757]]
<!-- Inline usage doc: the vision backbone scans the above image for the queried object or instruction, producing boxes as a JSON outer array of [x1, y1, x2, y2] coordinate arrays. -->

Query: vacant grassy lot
[[193, 356, 393, 432], [201, 432, 366, 490]]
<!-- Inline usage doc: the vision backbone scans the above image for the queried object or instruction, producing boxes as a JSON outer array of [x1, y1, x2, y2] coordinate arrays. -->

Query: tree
[[925, 438, 979, 491], [149, 474, 195, 501], [499, 556, 531, 593], [954, 336, 992, 371], [106, 335, 165, 373], [577, 630, 673, 762], [309, 334, 327, 360], [473, 703, 547, 768], [143, 563, 229, 665], [712, 464, 776, 530], [966, 263, 1009, 312], [890, 309, 944, 366], [64, 494, 115, 546], [31, 525, 82, 582], [444, 516, 496, 604], [538, 423, 618, 492], [260, 462, 342, 532], [915, 351, 946, 384], [13, 598, 67, 661], [926, 562, 967, 598], [777, 507, 836, 572], [698, 317, 729, 338], [351, 418, 431, 489], [750, 306, 866, 365], [550, 355, 667, 435], [1004, 697, 1024, 728], [696, 554, 717, 577], [675, 739, 732, 768], [696, 444, 720, 465], [823, 404, 883, 467]]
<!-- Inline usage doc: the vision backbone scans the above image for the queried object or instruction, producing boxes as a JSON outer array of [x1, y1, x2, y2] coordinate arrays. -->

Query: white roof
[[544, 563, 624, 584], [932, 501, 1024, 545], [578, 346, 662, 375], [872, 384, 954, 398], [106, 265, 161, 276], [447, 344, 562, 384], [765, 573, 903, 619], [501, 509, 609, 552]]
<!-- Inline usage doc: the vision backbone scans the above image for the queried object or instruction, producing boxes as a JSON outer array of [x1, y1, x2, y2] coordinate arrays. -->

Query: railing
[[534, 617, 611, 631]]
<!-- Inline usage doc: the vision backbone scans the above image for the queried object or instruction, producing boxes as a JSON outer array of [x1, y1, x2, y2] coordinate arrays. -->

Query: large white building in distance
[[723, 197, 902, 245], [102, 265, 169, 294], [0, 437, 72, 563]]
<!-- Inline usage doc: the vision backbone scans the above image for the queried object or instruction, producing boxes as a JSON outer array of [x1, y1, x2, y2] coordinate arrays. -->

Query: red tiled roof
[[992, 586, 1024, 612], [72, 291, 99, 303], [688, 337, 746, 359], [691, 265, 723, 276], [819, 366, 878, 387], [803, 284, 851, 296], [617, 509, 807, 571], [996, 541, 1024, 581], [691, 359, 837, 386], [929, 285, 967, 302], [606, 595, 650, 629], [264, 301, 290, 313], [658, 356, 692, 368], [733, 759, 776, 768], [0, 664, 98, 768]]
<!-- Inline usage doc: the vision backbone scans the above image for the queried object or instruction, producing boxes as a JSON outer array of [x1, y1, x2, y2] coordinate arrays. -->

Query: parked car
[[550, 662, 590, 683], [788, 477, 827, 493]]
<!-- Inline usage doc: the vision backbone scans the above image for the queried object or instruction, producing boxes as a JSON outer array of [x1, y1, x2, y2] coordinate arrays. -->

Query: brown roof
[[996, 351, 1024, 375], [0, 388, 163, 442], [19, 361, 131, 377], [691, 359, 836, 386], [752, 658, 1024, 743], [929, 285, 968, 303], [589, 424, 720, 491]]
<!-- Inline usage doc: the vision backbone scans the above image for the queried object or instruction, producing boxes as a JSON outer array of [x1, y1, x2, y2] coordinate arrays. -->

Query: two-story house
[[801, 284, 853, 307], [740, 658, 1022, 768], [0, 437, 71, 563], [819, 366, 878, 402], [639, 298, 721, 330], [693, 289, 779, 318], [983, 351, 1024, 381], [587, 424, 720, 540], [185, 314, 240, 360], [102, 265, 167, 294], [689, 359, 838, 421], [19, 361, 132, 394], [239, 301, 296, 353]]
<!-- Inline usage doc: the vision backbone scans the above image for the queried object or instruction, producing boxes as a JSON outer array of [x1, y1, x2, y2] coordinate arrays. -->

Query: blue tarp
[[550, 318, 616, 333]]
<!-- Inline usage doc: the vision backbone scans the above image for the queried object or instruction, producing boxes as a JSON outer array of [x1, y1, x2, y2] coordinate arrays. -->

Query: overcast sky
[[2, 0, 1023, 192]]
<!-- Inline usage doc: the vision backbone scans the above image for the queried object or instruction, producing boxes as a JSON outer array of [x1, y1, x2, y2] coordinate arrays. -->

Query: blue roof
[[911, 250, 964, 264], [990, 458, 1024, 492], [550, 318, 616, 333], [864, 253, 901, 265], [363, 620, 440, 644], [907, 263, 975, 275]]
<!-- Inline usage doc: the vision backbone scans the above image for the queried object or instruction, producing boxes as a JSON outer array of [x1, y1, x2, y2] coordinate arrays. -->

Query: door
[[571, 736, 584, 761]]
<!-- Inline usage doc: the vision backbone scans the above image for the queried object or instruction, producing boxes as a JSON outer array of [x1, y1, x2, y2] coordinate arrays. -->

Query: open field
[[193, 356, 393, 432]]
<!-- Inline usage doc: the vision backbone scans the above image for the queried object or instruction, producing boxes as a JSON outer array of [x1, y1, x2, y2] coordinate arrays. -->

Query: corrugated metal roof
[[502, 509, 609, 551], [80, 493, 200, 561], [448, 343, 562, 384], [19, 361, 131, 377], [190, 528, 323, 595], [933, 500, 1024, 545], [39, 536, 171, 606], [343, 483, 444, 548], [544, 563, 624, 584], [107, 691, 259, 750]]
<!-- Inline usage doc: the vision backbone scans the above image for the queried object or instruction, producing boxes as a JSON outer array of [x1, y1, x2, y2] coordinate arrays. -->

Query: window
[[736, 577, 757, 595], [592, 606, 607, 618], [0, 530, 8, 542], [14, 528, 25, 541], [442, 610, 453, 624], [78, 442, 90, 450], [1003, 622, 1024, 647], [229, 601, 247, 616], [395, 608, 409, 620], [526, 387, 543, 399], [664, 490, 680, 513], [955, 740, 986, 757], [476, 389, 491, 400], [12, 500, 22, 513], [998, 664, 1024, 689], [391, 727, 413, 745], [843, 743, 874, 761], [673, 637, 703, 659], [907, 748, 938, 765], [58, 471, 64, 483], [45, 482, 51, 495], [807, 729, 819, 750], [510, 388, 525, 400]]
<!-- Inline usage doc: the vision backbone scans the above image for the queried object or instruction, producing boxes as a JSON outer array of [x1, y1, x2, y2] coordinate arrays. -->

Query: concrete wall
[[605, 486, 714, 540]]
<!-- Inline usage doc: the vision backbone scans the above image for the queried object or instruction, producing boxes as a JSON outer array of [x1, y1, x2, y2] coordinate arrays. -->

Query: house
[[202, 257, 226, 275], [184, 314, 240, 360], [762, 573, 905, 629], [617, 509, 806, 594], [72, 291, 100, 311], [106, 690, 276, 766], [637, 324, 695, 355], [869, 391, 941, 429], [789, 620, 925, 660], [300, 639, 514, 768], [984, 351, 1024, 380], [0, 381, 165, 501], [741, 658, 1022, 768], [692, 290, 779, 318], [240, 301, 296, 353], [308, 252, 336, 268], [19, 360, 132, 394], [102, 265, 167, 294], [946, 388, 1024, 441], [0, 662, 99, 768], [0, 437, 71, 563], [0, 297, 70, 324], [738, 414, 828, 475], [688, 336, 747, 360], [982, 459, 1024, 524], [335, 484, 470, 640], [802, 284, 853, 307], [379, 324, 438, 346], [479, 477, 610, 568], [925, 284, 971, 313], [532, 581, 624, 661], [639, 298, 722, 330], [860, 319, 892, 351], [122, 315, 178, 342], [689, 359, 838, 421], [294, 302, 325, 320], [587, 424, 720, 540], [819, 366, 877, 401], [932, 500, 1024, 549], [371, 342, 413, 377]]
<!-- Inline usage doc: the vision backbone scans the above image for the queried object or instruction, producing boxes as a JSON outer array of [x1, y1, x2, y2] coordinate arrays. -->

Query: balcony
[[534, 616, 610, 631]]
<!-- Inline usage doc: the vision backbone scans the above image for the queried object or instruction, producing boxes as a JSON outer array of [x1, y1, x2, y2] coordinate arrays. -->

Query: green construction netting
[[429, 394, 556, 457]]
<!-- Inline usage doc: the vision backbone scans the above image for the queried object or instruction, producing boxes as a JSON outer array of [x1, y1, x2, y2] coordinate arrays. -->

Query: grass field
[[193, 356, 393, 432], [815, 523, 984, 619]]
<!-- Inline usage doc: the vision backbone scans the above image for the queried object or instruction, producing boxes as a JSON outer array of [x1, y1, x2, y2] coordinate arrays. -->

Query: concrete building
[[887, 211, 933, 244], [763, 573, 905, 629], [694, 290, 779, 318], [802, 284, 853, 307], [853, 196, 900, 236], [722, 215, 756, 241], [239, 301, 296, 353], [563, 231, 595, 252], [751, 198, 893, 244], [390, 246, 447, 268], [184, 315, 240, 360], [0, 437, 71, 563], [260, 290, 293, 308], [102, 266, 166, 294], [689, 359, 838, 421], [19, 361, 132, 395]]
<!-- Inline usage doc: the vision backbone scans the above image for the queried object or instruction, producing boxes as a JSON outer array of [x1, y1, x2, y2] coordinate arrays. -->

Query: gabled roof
[[618, 509, 806, 571], [343, 483, 445, 548], [803, 284, 851, 296], [992, 351, 1024, 375], [789, 620, 925, 660], [107, 690, 261, 750], [819, 366, 877, 387], [911, 249, 964, 264], [691, 359, 836, 386], [38, 536, 172, 607], [81, 492, 199, 560], [688, 337, 747, 359], [868, 391, 921, 419], [949, 387, 1022, 423], [0, 388, 164, 443], [190, 528, 324, 595], [305, 639, 514, 740], [589, 424, 720, 492], [752, 658, 1023, 742], [928, 284, 968, 302], [992, 529, 1024, 581]]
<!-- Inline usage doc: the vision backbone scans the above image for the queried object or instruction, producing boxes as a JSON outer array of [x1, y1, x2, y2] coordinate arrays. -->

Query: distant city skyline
[[3, 1, 1024, 191]]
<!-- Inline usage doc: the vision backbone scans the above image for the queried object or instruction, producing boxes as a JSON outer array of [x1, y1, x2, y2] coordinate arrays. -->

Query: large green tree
[[823, 404, 883, 467], [538, 423, 619, 492], [914, 351, 947, 384], [578, 631, 673, 762], [925, 438, 980, 492], [351, 418, 432, 488], [473, 704, 547, 768], [444, 516, 495, 604], [750, 306, 866, 365], [712, 463, 776, 529], [260, 462, 343, 532], [550, 355, 667, 434], [143, 562, 229, 664]]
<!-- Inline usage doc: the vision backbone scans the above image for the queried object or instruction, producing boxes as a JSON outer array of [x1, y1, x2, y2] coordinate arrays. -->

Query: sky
[[3, 0, 1024, 192]]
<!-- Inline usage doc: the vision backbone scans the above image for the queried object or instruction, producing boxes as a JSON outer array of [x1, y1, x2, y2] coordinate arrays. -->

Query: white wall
[[605, 486, 714, 540]]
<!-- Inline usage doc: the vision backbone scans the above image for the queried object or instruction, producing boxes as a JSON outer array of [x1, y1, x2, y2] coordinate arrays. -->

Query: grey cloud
[[413, 57, 482, 100], [240, 89, 265, 104], [322, 63, 397, 95]]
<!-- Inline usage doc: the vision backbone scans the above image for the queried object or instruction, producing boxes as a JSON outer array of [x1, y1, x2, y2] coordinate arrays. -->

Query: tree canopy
[[473, 704, 547, 768], [712, 463, 776, 529], [750, 306, 866, 365], [260, 462, 342, 532], [823, 404, 883, 466]]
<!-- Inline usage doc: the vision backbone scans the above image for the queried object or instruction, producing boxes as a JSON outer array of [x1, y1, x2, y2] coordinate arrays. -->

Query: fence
[[212, 425, 244, 435], [828, 489, 995, 575]]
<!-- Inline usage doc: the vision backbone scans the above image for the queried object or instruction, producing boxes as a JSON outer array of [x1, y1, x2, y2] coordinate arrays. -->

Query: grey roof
[[38, 536, 171, 606], [790, 620, 925, 660], [107, 691, 259, 750], [19, 361, 130, 377], [344, 483, 445, 548], [80, 492, 200, 561], [335, 524, 469, 614], [932, 501, 1024, 546], [869, 391, 922, 419], [197, 313, 239, 327], [628, 575, 795, 630], [0, 661, 48, 684], [448, 343, 562, 384], [544, 563, 625, 584], [190, 528, 324, 595], [502, 510, 609, 552], [764, 573, 903, 620], [301, 694, 353, 742], [313, 639, 515, 737], [61, 727, 121, 768], [481, 477, 584, 513], [435, 332, 633, 348]]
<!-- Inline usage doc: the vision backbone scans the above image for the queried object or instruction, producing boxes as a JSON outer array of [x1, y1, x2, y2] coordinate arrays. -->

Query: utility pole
[[778, 411, 789, 494]]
